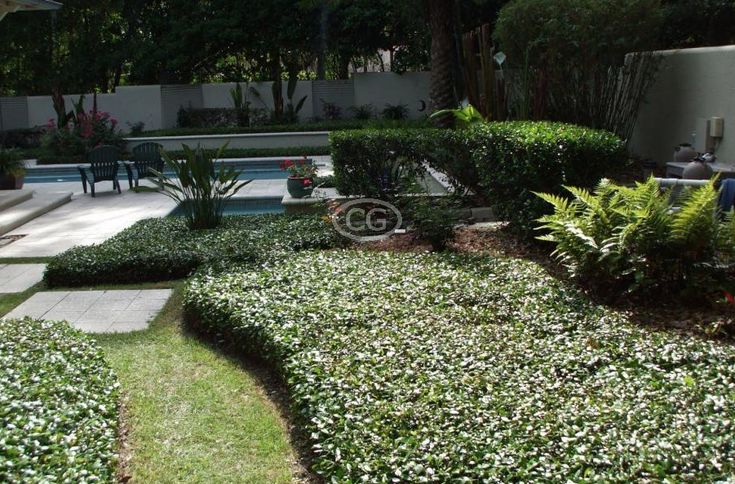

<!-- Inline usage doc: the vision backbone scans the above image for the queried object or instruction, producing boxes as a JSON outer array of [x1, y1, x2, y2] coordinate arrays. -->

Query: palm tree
[[428, 0, 458, 127]]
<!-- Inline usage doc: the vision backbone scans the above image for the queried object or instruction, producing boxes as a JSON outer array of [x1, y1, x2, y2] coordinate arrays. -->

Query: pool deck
[[0, 156, 332, 258]]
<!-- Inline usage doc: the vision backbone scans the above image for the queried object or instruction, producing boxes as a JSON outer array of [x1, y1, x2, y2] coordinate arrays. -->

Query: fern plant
[[536, 177, 735, 293]]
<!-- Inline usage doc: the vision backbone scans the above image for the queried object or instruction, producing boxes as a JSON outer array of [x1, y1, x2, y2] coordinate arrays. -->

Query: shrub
[[42, 110, 125, 156], [330, 129, 431, 197], [0, 128, 43, 149], [321, 100, 342, 120], [473, 121, 626, 235], [330, 122, 625, 233], [0, 318, 119, 482], [177, 107, 239, 129], [134, 119, 428, 138], [44, 214, 345, 287], [185, 250, 735, 481], [349, 104, 374, 120], [382, 103, 409, 120], [404, 195, 462, 251], [536, 177, 735, 293]]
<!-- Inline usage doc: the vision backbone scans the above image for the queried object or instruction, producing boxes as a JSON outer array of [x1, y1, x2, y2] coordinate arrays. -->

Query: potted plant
[[0, 149, 26, 190], [281, 157, 317, 199]]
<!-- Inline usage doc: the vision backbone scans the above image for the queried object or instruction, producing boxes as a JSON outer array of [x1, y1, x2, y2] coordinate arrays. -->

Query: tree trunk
[[316, 1, 329, 80], [428, 0, 457, 127]]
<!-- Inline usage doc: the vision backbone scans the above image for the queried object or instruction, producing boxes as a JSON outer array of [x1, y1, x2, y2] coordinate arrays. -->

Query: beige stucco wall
[[8, 73, 430, 132], [353, 72, 431, 119], [631, 45, 735, 166]]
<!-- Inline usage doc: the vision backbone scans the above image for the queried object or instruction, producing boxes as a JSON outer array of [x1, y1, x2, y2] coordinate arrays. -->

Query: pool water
[[168, 197, 284, 217], [25, 168, 287, 184], [24, 159, 295, 184]]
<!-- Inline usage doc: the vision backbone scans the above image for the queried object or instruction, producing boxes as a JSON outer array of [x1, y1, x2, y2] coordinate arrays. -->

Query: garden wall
[[0, 72, 430, 132], [631, 45, 735, 166]]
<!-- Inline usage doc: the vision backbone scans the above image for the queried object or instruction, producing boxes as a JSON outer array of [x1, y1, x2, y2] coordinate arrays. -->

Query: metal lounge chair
[[78, 145, 123, 197], [123, 142, 164, 188]]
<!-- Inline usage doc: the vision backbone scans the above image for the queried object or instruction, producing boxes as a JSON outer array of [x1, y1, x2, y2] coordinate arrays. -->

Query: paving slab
[[4, 289, 173, 333], [0, 264, 46, 293]]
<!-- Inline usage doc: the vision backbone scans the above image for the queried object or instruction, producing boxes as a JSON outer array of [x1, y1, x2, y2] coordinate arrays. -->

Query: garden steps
[[0, 190, 72, 236], [0, 189, 33, 212]]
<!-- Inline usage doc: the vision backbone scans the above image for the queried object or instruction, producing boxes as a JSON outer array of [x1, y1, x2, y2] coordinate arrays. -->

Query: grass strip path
[[0, 281, 299, 483], [93, 284, 299, 483]]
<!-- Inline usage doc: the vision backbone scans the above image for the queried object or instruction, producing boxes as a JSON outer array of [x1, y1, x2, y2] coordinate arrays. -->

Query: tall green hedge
[[474, 122, 626, 233], [330, 122, 626, 234]]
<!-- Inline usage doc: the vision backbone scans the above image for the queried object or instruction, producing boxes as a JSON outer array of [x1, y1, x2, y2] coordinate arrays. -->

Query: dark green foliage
[[177, 107, 240, 129], [0, 128, 43, 149], [494, 0, 663, 136], [330, 129, 431, 198], [348, 104, 374, 120], [185, 250, 735, 481], [661, 0, 735, 49], [381, 103, 410, 120], [44, 215, 345, 287], [133, 119, 428, 138], [330, 122, 625, 234], [474, 121, 626, 235], [537, 177, 735, 293], [405, 195, 462, 251], [0, 318, 119, 482], [0, 149, 25, 176]]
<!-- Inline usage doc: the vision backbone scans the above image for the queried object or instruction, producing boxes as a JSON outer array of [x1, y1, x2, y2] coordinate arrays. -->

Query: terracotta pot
[[0, 173, 24, 190], [674, 143, 698, 164]]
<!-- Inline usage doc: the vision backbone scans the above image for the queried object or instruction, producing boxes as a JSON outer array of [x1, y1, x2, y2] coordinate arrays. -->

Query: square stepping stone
[[0, 264, 46, 293], [4, 289, 173, 333]]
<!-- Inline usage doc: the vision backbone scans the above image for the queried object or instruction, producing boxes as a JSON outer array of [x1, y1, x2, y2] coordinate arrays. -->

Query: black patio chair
[[78, 145, 123, 197], [123, 142, 165, 188]]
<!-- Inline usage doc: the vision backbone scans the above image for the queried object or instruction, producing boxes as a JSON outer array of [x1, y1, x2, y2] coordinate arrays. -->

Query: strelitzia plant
[[152, 144, 252, 230], [430, 103, 486, 129]]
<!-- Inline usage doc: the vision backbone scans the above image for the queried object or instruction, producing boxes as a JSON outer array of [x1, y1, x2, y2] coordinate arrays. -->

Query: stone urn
[[682, 160, 713, 180], [674, 143, 698, 164]]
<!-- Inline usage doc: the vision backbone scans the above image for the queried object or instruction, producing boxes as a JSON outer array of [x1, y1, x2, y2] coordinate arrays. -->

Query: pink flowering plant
[[280, 156, 317, 179], [42, 109, 125, 156]]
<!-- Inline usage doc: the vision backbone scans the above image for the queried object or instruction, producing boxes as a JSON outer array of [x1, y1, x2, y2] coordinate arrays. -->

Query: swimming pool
[[168, 197, 285, 217], [24, 158, 298, 184]]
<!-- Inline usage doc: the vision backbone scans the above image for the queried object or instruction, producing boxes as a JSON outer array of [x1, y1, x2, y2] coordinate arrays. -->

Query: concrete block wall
[[631, 45, 735, 166]]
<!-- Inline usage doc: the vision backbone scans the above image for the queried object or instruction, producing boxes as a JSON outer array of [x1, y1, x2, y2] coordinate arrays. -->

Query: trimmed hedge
[[330, 122, 626, 233], [474, 122, 626, 233], [0, 318, 119, 482], [185, 250, 735, 481], [45, 214, 344, 287], [330, 128, 433, 197], [136, 119, 428, 138]]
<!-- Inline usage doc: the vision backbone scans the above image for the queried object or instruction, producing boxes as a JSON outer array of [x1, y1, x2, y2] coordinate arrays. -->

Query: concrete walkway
[[0, 180, 177, 257], [0, 264, 46, 293], [0, 156, 333, 258], [5, 289, 173, 333]]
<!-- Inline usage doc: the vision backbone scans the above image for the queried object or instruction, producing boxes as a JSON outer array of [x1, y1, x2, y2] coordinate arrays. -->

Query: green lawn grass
[[0, 279, 299, 483]]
